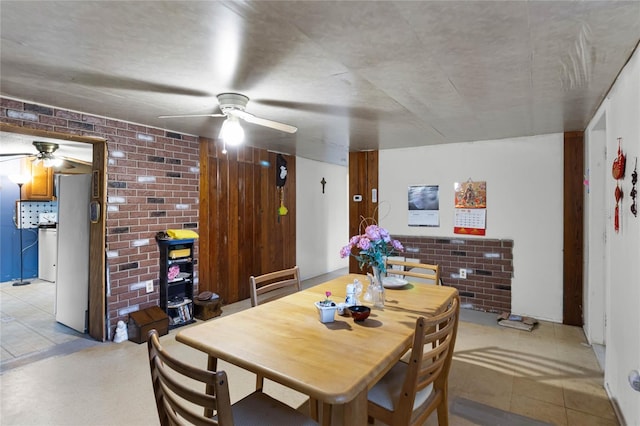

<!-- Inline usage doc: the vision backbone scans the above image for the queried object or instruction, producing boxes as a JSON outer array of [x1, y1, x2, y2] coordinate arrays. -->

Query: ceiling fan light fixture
[[42, 156, 63, 168], [33, 141, 59, 154], [31, 141, 63, 167], [219, 115, 245, 146]]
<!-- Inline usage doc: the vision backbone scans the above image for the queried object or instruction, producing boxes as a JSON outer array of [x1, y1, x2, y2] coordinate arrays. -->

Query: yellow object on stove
[[169, 249, 191, 259], [166, 229, 199, 240]]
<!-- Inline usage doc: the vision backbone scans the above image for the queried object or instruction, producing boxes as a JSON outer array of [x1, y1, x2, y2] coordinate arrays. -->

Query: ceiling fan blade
[[0, 154, 34, 163], [4, 61, 213, 97], [231, 110, 297, 134], [158, 113, 226, 119], [58, 155, 92, 166], [254, 99, 388, 121], [0, 152, 33, 157], [0, 153, 34, 163], [58, 160, 76, 169]]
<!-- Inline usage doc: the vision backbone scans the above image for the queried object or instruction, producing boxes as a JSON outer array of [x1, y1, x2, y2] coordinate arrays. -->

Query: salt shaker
[[345, 283, 356, 306]]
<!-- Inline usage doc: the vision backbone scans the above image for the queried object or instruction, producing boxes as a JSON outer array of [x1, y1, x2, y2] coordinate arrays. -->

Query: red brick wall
[[395, 235, 514, 313], [1, 98, 199, 336]]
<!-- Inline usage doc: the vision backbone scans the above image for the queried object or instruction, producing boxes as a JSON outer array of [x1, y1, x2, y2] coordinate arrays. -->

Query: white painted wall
[[586, 47, 640, 425], [378, 134, 564, 322], [295, 157, 349, 280], [294, 48, 639, 423]]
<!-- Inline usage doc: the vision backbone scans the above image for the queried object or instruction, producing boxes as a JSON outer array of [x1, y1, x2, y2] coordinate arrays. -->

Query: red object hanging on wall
[[612, 137, 626, 179], [614, 183, 622, 232], [612, 137, 626, 233]]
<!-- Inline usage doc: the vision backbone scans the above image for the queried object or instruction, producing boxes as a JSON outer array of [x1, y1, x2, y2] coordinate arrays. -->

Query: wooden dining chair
[[250, 265, 301, 307], [249, 265, 326, 420], [249, 265, 301, 391], [147, 330, 317, 426], [385, 258, 441, 285], [366, 295, 460, 426]]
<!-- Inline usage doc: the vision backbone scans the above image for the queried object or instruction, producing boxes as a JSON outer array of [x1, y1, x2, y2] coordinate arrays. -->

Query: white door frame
[[584, 112, 608, 346]]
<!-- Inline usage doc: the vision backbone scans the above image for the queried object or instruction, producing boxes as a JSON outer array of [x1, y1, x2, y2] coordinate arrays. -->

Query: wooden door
[[348, 151, 379, 273], [563, 131, 584, 326]]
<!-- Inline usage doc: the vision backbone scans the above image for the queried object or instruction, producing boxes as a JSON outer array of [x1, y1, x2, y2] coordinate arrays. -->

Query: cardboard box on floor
[[497, 312, 538, 331]]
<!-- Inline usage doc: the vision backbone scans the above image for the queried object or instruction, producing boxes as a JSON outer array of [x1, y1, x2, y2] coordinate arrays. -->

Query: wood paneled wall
[[348, 151, 379, 273], [563, 131, 584, 326], [199, 138, 296, 304]]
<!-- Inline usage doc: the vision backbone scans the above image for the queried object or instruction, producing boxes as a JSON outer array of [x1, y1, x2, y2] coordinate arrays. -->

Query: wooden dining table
[[176, 273, 458, 425]]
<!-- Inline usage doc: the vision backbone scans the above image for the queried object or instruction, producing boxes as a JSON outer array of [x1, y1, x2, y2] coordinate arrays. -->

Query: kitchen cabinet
[[157, 239, 195, 329], [24, 160, 55, 200]]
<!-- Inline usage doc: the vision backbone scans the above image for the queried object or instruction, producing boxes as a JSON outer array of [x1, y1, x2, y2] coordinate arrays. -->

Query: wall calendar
[[453, 180, 487, 236]]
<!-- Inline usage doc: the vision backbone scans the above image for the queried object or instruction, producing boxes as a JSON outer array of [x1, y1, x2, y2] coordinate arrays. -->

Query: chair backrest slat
[[148, 329, 233, 426], [396, 296, 460, 425], [385, 259, 441, 285], [250, 266, 301, 307]]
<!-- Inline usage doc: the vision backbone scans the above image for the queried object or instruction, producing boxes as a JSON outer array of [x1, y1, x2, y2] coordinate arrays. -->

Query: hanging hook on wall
[[631, 157, 637, 218]]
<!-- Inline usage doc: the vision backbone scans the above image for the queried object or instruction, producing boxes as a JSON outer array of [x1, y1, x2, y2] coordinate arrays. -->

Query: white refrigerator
[[55, 174, 91, 333]]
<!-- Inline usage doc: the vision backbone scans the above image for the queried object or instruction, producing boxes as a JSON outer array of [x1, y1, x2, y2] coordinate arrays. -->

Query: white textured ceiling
[[1, 1, 639, 165]]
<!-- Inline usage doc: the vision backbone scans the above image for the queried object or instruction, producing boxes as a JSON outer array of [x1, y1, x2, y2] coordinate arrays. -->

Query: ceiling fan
[[159, 93, 297, 146], [0, 141, 84, 168]]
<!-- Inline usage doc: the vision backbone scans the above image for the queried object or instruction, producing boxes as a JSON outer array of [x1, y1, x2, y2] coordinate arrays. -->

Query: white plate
[[382, 276, 409, 288]]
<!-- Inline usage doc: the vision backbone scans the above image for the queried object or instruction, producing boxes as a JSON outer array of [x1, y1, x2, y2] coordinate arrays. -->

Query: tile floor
[[0, 271, 619, 425], [1, 278, 94, 370]]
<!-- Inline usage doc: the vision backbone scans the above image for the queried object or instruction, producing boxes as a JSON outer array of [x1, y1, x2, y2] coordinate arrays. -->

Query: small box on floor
[[497, 312, 538, 331], [194, 291, 222, 320], [127, 306, 169, 344]]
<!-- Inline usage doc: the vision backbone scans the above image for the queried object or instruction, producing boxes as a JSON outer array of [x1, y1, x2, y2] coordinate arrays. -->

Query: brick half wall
[[1, 98, 200, 338], [394, 236, 513, 313]]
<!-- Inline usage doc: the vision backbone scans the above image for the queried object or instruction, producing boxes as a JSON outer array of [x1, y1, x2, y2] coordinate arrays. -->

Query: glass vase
[[371, 266, 385, 309]]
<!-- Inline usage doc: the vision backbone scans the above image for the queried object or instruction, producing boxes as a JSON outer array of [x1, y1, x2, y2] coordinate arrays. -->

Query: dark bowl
[[347, 305, 371, 322]]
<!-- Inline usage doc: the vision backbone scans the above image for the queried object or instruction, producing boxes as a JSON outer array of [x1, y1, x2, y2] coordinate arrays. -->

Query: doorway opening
[[0, 124, 107, 348], [584, 111, 608, 370], [0, 160, 94, 366]]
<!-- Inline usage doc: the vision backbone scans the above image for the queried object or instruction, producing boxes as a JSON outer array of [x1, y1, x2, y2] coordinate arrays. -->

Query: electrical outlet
[[145, 280, 154, 293], [459, 269, 467, 279]]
